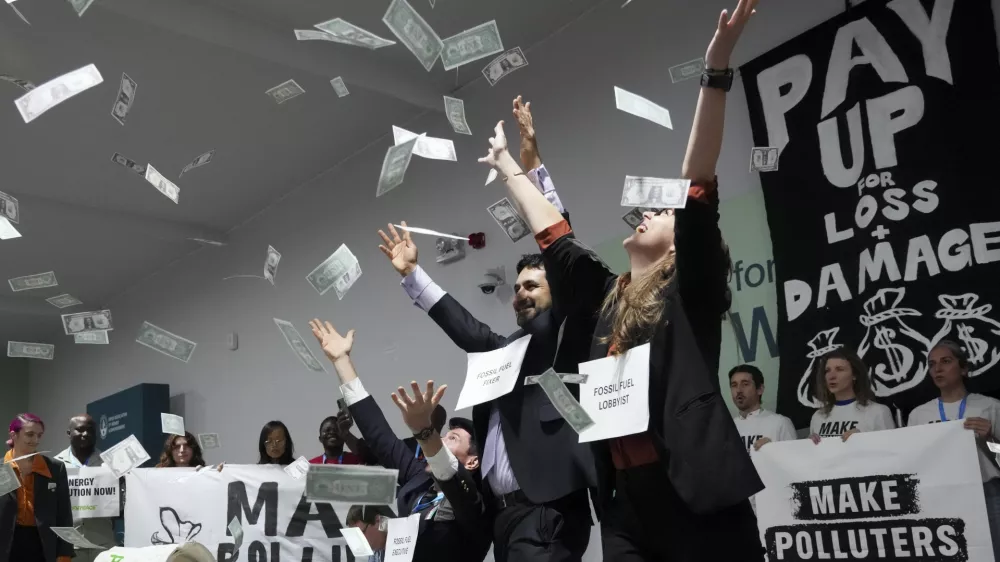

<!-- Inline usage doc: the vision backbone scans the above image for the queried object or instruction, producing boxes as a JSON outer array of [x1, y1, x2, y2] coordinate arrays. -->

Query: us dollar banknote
[[535, 369, 595, 434], [135, 321, 196, 363], [305, 464, 399, 505], [7, 341, 55, 360], [62, 310, 113, 335]]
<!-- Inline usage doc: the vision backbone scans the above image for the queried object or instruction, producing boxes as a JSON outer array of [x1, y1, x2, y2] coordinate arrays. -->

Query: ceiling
[[0, 0, 605, 344]]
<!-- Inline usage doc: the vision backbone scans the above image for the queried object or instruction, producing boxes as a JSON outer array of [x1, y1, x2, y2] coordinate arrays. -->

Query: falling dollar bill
[[392, 126, 456, 161], [264, 245, 281, 285], [46, 294, 81, 308], [441, 20, 504, 71], [99, 434, 150, 478], [0, 190, 19, 224], [485, 169, 498, 186], [524, 373, 589, 386], [0, 218, 20, 240], [7, 341, 55, 360], [376, 136, 419, 197], [334, 260, 362, 301], [668, 58, 705, 83], [294, 29, 339, 42], [161, 413, 185, 436], [341, 526, 375, 558], [481, 47, 528, 86], [14, 64, 103, 124], [0, 463, 20, 496], [749, 147, 780, 173], [266, 79, 305, 104], [198, 433, 220, 450], [487, 198, 529, 243], [50, 527, 107, 550], [305, 464, 399, 505], [74, 331, 109, 345], [621, 207, 648, 230], [0, 74, 35, 92], [284, 456, 310, 479], [614, 86, 672, 130], [330, 77, 349, 98], [535, 369, 595, 434], [66, 0, 96, 17], [306, 244, 361, 299], [62, 310, 113, 335], [383, 0, 443, 71], [135, 321, 196, 363], [443, 96, 471, 135], [9, 271, 57, 291], [620, 176, 690, 209], [180, 149, 215, 177], [111, 152, 146, 176], [111, 73, 137, 126], [144, 164, 180, 204], [273, 318, 325, 372], [229, 517, 245, 551], [312, 18, 397, 49]]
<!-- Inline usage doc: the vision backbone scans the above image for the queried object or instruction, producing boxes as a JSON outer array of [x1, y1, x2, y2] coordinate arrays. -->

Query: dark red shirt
[[309, 452, 363, 465]]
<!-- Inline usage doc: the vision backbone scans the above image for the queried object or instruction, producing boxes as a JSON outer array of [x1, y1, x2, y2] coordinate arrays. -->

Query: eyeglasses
[[265, 439, 285, 448]]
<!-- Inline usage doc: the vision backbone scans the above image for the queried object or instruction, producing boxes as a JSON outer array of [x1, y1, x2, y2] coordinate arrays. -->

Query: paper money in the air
[[273, 318, 326, 372], [441, 20, 504, 71], [749, 147, 780, 173], [180, 149, 215, 177], [266, 79, 305, 105], [0, 219, 21, 240], [9, 3, 30, 25], [429, 0, 435, 7], [46, 293, 81, 308], [229, 517, 245, 551], [294, 29, 339, 42], [0, 463, 20, 496], [198, 433, 220, 450], [383, 0, 443, 71], [621, 176, 690, 209], [443, 96, 471, 135], [264, 245, 281, 285], [99, 434, 151, 478], [66, 0, 96, 17], [312, 18, 397, 49], [161, 413, 185, 436], [524, 372, 589, 386], [111, 73, 137, 126], [485, 169, 498, 186], [614, 86, 672, 130], [481, 47, 528, 87], [49, 527, 106, 550], [621, 207, 648, 230], [306, 244, 360, 298], [144, 165, 180, 204], [376, 136, 419, 197], [487, 198, 530, 243], [305, 464, 399, 505], [334, 260, 362, 301], [136, 321, 197, 363], [668, 58, 705, 83], [7, 341, 55, 360], [14, 64, 103, 124], [62, 310, 113, 335], [284, 456, 311, 479], [341, 527, 375, 557], [330, 77, 349, 98], [392, 126, 456, 162], [536, 369, 595, 434], [0, 74, 35, 92], [111, 152, 146, 176], [74, 331, 109, 345], [0, 191, 19, 224], [9, 271, 57, 292]]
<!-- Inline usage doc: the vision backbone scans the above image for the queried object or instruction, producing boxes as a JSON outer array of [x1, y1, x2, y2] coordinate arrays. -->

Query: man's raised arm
[[513, 95, 567, 220]]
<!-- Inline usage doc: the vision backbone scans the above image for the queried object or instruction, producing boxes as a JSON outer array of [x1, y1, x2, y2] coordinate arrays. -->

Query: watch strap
[[412, 427, 435, 441]]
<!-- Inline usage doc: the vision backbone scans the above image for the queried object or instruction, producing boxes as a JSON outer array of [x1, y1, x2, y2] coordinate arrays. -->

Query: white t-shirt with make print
[[809, 399, 895, 438], [907, 393, 1000, 482], [733, 408, 797, 452]]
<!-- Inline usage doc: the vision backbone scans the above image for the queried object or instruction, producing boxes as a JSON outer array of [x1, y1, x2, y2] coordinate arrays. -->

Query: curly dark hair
[[157, 432, 206, 467]]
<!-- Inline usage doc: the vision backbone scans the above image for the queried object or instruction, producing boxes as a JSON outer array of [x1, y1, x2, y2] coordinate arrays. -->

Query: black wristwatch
[[701, 68, 734, 92], [412, 427, 435, 441]]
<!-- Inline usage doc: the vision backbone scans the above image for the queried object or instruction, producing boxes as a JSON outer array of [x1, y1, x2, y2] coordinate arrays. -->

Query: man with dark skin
[[55, 415, 114, 562]]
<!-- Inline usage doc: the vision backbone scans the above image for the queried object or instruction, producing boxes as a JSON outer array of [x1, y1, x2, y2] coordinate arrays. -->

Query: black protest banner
[[740, 0, 1000, 427]]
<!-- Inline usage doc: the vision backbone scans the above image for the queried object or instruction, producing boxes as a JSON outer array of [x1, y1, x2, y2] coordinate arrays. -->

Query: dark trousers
[[602, 464, 763, 562], [492, 488, 591, 562], [11, 525, 46, 562]]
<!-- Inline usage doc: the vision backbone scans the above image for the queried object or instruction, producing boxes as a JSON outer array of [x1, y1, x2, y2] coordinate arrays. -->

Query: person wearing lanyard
[[309, 413, 368, 465], [308, 318, 491, 562], [53, 415, 115, 562], [906, 340, 1000, 561], [403, 405, 447, 462]]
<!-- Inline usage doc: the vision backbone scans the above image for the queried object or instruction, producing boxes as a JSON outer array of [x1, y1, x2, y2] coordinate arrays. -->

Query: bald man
[[55, 415, 115, 561]]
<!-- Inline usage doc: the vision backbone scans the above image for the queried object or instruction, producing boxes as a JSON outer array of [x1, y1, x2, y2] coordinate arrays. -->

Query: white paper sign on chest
[[576, 342, 650, 443], [455, 334, 532, 410], [384, 513, 421, 562]]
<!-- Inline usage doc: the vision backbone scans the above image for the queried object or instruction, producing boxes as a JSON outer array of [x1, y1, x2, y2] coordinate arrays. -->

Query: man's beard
[[515, 307, 535, 327]]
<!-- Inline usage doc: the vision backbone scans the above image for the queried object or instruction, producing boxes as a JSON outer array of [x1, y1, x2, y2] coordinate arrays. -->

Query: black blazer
[[0, 455, 74, 562], [539, 181, 764, 515], [348, 394, 491, 562], [426, 295, 597, 505]]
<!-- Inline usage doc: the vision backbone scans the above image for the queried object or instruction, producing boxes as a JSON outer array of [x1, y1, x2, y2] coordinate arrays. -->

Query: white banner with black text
[[66, 466, 120, 519]]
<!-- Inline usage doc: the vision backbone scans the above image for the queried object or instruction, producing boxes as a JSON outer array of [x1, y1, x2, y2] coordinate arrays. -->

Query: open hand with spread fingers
[[392, 381, 448, 434], [377, 221, 419, 277], [308, 319, 355, 363], [706, 0, 758, 69], [477, 120, 509, 168]]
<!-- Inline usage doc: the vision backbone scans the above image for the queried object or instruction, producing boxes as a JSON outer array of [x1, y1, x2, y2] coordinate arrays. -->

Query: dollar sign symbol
[[957, 324, 988, 367], [873, 326, 914, 384]]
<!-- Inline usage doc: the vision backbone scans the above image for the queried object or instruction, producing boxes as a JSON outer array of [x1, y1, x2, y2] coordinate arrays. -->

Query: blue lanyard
[[938, 396, 968, 422], [321, 454, 344, 464], [411, 491, 443, 514], [414, 444, 422, 459]]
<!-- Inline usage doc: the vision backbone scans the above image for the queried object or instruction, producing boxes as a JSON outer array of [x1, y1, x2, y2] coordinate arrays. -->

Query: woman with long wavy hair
[[155, 432, 206, 468], [808, 347, 894, 442], [477, 2, 762, 559]]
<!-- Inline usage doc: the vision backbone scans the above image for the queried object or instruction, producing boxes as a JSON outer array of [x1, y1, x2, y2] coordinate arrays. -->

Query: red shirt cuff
[[688, 177, 719, 204], [535, 220, 572, 251]]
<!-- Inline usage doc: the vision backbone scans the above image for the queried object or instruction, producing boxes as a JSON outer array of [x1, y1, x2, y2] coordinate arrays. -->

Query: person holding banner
[[729, 365, 796, 452], [906, 340, 1000, 560], [1, 413, 74, 562], [257, 420, 296, 465], [309, 318, 492, 562], [808, 348, 895, 441], [54, 415, 114, 562], [475, 1, 763, 560], [309, 413, 369, 466], [155, 433, 206, 468]]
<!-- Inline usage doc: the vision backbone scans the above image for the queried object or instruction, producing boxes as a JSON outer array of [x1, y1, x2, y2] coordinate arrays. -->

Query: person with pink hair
[[1, 413, 74, 562]]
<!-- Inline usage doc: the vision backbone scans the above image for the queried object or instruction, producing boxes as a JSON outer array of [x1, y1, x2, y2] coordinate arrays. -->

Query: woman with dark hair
[[156, 432, 206, 468], [475, 2, 763, 560], [808, 348, 895, 441], [1, 413, 74, 562], [258, 421, 295, 465], [906, 340, 1000, 560]]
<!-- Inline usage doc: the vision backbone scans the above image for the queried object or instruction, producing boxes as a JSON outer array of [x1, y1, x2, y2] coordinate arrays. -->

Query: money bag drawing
[[797, 328, 844, 409], [931, 294, 1000, 377], [857, 288, 930, 398], [151, 507, 202, 545]]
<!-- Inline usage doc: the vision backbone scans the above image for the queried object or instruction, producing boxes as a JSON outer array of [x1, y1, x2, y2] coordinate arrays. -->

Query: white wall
[[0, 356, 30, 435], [29, 0, 979, 559]]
